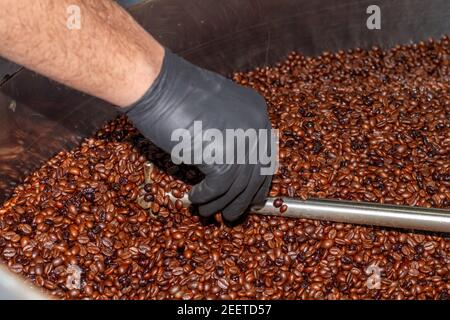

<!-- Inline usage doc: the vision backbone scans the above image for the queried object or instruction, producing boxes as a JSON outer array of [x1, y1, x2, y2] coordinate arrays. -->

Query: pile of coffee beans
[[0, 37, 449, 299], [234, 38, 449, 209]]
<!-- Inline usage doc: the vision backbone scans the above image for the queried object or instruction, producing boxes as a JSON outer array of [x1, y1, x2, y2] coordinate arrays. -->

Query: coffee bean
[[321, 239, 334, 249], [68, 167, 81, 176], [3, 247, 16, 259], [273, 198, 283, 208]]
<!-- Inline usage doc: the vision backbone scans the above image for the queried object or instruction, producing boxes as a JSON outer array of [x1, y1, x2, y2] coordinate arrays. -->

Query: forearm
[[0, 0, 164, 107]]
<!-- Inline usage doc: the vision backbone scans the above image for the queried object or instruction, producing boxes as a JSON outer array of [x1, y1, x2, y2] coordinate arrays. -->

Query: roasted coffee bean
[[273, 198, 283, 208], [2, 247, 16, 259]]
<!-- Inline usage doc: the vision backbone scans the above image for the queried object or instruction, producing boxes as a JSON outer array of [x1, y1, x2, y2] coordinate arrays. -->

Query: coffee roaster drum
[[0, 0, 448, 299]]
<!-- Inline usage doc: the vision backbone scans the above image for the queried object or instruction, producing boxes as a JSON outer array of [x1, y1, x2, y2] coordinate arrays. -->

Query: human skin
[[0, 0, 164, 107]]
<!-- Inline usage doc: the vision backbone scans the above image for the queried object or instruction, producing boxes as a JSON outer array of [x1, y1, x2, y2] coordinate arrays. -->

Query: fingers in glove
[[222, 165, 266, 222], [194, 165, 253, 217], [251, 174, 272, 209], [188, 166, 237, 205]]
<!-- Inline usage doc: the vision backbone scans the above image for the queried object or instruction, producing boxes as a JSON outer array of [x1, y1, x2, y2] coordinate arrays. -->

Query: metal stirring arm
[[139, 163, 450, 233], [168, 193, 450, 233], [253, 197, 450, 233]]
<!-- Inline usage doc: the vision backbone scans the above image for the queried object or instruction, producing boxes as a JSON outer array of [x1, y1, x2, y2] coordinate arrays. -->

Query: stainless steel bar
[[170, 193, 450, 233], [253, 198, 450, 233]]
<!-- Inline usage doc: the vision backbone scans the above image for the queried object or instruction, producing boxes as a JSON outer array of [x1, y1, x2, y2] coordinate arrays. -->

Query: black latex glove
[[124, 48, 275, 222]]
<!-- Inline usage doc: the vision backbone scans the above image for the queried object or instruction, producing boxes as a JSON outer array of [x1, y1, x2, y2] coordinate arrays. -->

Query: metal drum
[[0, 0, 449, 299]]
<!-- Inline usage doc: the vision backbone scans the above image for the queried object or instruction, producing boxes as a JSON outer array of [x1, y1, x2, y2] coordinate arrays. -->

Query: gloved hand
[[124, 48, 275, 222]]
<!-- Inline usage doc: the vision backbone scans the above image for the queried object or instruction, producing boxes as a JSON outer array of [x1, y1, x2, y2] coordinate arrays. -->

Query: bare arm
[[0, 0, 275, 221], [0, 0, 164, 107]]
